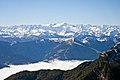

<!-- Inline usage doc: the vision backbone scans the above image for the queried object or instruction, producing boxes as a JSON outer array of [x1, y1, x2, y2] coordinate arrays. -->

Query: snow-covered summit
[[0, 23, 120, 43]]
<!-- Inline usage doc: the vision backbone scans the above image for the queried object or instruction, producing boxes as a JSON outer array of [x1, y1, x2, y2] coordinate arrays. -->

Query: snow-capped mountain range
[[0, 23, 120, 43], [0, 23, 120, 68]]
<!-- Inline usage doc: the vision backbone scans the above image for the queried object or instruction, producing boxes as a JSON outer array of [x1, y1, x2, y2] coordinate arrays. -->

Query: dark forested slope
[[5, 43, 120, 80]]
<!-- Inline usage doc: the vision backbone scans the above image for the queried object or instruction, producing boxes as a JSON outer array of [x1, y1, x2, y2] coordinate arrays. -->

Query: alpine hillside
[[0, 23, 120, 68]]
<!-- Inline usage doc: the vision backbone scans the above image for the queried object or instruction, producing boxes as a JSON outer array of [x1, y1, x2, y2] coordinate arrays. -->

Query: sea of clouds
[[0, 59, 87, 80]]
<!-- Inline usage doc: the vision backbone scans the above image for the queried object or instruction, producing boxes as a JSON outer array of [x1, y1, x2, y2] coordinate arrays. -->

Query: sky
[[0, 0, 120, 26]]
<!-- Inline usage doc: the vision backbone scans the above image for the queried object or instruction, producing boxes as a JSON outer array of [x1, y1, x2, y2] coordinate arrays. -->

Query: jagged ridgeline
[[5, 43, 120, 80], [0, 24, 120, 68]]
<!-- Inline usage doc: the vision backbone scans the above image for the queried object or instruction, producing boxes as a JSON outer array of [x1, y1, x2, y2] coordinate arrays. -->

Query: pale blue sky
[[0, 0, 120, 25]]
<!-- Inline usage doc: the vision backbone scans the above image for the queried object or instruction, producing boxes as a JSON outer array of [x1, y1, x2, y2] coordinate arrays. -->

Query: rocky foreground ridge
[[5, 43, 120, 80]]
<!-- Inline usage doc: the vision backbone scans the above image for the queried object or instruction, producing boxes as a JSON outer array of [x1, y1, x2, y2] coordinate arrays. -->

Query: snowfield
[[0, 60, 87, 80]]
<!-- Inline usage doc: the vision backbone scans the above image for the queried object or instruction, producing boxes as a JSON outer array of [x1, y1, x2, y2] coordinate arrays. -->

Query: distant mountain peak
[[0, 23, 120, 42]]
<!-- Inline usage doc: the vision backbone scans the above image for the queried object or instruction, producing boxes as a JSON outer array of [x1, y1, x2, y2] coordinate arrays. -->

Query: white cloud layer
[[0, 59, 87, 80]]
